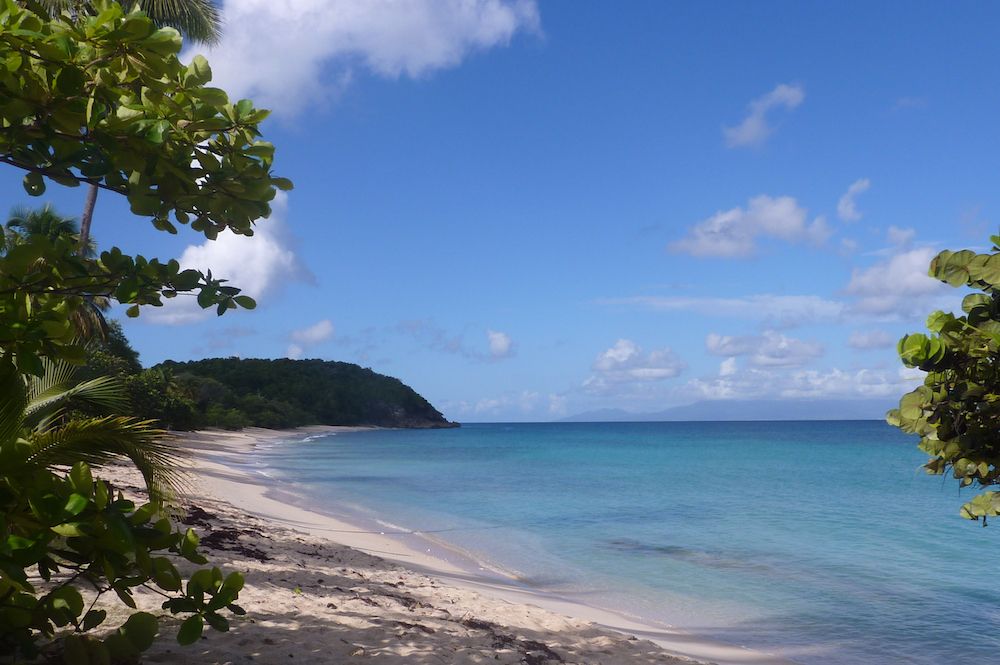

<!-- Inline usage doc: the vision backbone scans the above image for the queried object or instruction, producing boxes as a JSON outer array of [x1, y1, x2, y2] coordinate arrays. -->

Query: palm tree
[[35, 0, 223, 253], [6, 203, 95, 257], [134, 0, 222, 45], [11, 357, 184, 501], [6, 204, 108, 339], [37, 0, 221, 44]]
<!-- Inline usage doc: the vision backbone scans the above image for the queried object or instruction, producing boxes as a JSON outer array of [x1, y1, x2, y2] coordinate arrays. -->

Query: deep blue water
[[250, 421, 1000, 664]]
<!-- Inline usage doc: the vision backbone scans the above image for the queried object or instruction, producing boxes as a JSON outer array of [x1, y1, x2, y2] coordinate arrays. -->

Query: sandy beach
[[97, 427, 792, 665]]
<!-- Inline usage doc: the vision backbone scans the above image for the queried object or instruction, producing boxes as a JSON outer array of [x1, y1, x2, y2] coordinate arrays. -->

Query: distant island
[[153, 358, 458, 430]]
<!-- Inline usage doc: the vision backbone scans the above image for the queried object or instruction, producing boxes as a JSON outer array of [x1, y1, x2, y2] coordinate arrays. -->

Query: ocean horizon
[[248, 421, 999, 664]]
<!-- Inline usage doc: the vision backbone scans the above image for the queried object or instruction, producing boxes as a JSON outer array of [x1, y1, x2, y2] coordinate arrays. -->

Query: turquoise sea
[[248, 421, 1000, 664]]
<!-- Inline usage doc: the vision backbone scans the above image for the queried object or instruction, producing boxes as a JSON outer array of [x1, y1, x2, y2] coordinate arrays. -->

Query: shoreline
[[166, 426, 794, 665]]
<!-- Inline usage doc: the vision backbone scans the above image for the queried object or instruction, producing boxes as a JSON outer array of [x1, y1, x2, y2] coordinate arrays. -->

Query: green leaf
[[186, 55, 213, 85], [82, 609, 107, 631], [22, 172, 45, 196], [50, 586, 84, 618], [69, 462, 94, 497], [152, 558, 182, 591], [235, 99, 254, 119], [120, 612, 159, 651], [204, 612, 230, 632], [51, 522, 87, 537], [64, 493, 89, 516], [95, 481, 109, 510], [114, 585, 137, 609], [177, 614, 204, 645]]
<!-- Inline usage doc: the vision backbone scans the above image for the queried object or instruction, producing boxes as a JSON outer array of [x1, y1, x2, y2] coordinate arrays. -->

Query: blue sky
[[5, 0, 1000, 421]]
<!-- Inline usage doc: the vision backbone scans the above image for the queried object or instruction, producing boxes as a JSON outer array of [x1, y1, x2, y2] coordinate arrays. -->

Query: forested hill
[[155, 358, 458, 429]]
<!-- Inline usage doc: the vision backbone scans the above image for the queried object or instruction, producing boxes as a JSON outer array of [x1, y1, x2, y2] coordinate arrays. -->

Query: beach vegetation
[[84, 322, 201, 430], [0, 358, 244, 662], [0, 1, 287, 659], [21, 356, 181, 500], [888, 235, 1000, 524]]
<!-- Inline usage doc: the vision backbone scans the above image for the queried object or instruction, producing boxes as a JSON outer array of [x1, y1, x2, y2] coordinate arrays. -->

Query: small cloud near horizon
[[583, 339, 685, 393], [287, 319, 335, 358], [706, 330, 824, 367]]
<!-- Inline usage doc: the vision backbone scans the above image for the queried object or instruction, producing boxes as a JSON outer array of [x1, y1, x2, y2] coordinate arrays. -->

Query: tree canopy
[[159, 357, 458, 430], [888, 235, 1000, 524], [0, 0, 290, 373]]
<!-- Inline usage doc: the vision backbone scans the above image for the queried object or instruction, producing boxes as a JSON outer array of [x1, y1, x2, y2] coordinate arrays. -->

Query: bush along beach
[[0, 0, 289, 659], [889, 234, 1000, 524]]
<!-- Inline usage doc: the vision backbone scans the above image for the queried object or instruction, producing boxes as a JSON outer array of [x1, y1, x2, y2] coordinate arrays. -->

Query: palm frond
[[25, 356, 77, 402], [24, 360, 129, 428], [35, 0, 222, 45], [0, 358, 27, 445], [137, 0, 221, 45], [28, 417, 187, 501]]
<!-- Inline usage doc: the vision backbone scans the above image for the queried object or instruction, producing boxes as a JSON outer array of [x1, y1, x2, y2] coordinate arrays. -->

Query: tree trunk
[[79, 182, 98, 254]]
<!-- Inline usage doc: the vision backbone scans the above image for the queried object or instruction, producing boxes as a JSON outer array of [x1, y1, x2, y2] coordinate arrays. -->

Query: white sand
[[98, 427, 794, 665]]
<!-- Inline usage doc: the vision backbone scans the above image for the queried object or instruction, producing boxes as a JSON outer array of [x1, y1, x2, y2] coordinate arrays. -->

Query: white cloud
[[886, 225, 915, 247], [146, 192, 312, 325], [194, 0, 540, 116], [780, 367, 921, 399], [584, 339, 685, 392], [837, 179, 871, 222], [844, 247, 953, 319], [840, 238, 860, 256], [442, 389, 550, 420], [848, 329, 895, 350], [292, 319, 335, 345], [719, 357, 738, 377], [688, 364, 923, 401], [706, 330, 823, 367], [287, 319, 335, 358], [670, 195, 829, 258], [602, 294, 845, 328], [487, 329, 514, 359], [475, 390, 539, 415], [723, 83, 805, 148]]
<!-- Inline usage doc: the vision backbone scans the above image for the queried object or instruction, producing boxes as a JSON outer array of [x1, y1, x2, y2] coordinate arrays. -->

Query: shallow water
[[250, 421, 1000, 664]]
